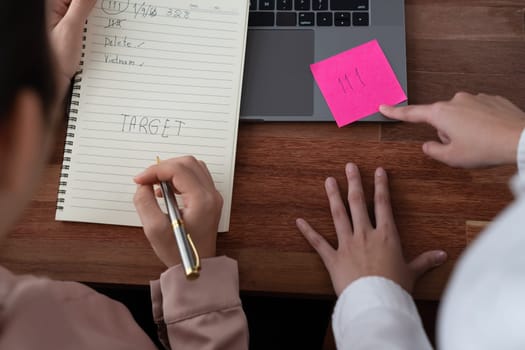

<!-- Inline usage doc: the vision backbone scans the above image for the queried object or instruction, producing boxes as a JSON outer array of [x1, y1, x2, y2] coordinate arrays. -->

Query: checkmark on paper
[[310, 39, 407, 127]]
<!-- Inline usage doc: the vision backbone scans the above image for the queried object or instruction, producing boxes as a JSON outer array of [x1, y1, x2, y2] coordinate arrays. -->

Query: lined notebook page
[[56, 0, 249, 232]]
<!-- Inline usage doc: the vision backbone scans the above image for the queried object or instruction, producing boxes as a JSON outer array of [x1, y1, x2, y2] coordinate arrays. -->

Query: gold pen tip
[[186, 271, 200, 280], [156, 156, 161, 165]]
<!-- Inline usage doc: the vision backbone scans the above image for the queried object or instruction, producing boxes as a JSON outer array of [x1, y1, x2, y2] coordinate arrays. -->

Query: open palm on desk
[[296, 164, 447, 296]]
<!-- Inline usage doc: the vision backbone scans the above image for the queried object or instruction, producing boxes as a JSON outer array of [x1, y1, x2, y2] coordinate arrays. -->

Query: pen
[[156, 157, 200, 279]]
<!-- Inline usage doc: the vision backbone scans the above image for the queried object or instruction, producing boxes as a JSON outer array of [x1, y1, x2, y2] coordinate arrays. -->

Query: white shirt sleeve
[[516, 128, 525, 175], [332, 276, 433, 350], [509, 129, 525, 194]]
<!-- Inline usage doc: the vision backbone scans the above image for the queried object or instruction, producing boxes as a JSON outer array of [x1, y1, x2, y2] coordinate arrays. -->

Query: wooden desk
[[1, 0, 523, 300]]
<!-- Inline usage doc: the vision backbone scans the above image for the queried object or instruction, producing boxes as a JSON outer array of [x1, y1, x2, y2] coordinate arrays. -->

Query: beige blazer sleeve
[[150, 256, 249, 350]]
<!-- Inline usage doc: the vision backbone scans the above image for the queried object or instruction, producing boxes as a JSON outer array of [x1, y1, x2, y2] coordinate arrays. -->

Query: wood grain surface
[[1, 0, 523, 300]]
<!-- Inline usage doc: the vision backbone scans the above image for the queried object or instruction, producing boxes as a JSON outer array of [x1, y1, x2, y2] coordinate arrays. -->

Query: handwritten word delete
[[105, 35, 144, 48]]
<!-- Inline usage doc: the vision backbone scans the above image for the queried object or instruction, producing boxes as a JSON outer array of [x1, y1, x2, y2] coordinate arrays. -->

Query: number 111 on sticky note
[[310, 39, 407, 127]]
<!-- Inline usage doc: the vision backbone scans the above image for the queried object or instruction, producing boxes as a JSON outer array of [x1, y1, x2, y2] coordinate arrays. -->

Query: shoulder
[[0, 269, 154, 349], [438, 195, 525, 348]]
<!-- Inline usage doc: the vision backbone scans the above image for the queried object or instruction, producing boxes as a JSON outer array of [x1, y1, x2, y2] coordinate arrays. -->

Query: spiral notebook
[[55, 0, 249, 232]]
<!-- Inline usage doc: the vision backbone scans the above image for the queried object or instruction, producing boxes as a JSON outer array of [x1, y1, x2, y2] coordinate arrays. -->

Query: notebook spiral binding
[[56, 25, 87, 211]]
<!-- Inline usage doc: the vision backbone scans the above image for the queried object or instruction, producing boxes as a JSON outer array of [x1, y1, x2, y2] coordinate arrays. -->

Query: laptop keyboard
[[249, 0, 369, 27]]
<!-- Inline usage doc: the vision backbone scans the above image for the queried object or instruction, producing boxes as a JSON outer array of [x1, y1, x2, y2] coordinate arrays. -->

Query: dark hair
[[0, 1, 56, 124]]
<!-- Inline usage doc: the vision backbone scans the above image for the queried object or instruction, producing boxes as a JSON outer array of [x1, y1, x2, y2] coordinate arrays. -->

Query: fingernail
[[379, 104, 390, 112], [375, 167, 386, 177], [326, 177, 336, 189], [435, 251, 447, 266], [134, 170, 146, 180], [346, 163, 356, 173], [296, 218, 305, 228]]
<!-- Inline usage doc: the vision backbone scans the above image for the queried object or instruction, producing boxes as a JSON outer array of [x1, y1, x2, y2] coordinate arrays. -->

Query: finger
[[494, 96, 525, 115], [452, 91, 474, 101], [133, 185, 170, 236], [177, 156, 215, 191], [134, 161, 204, 195], [325, 177, 353, 242], [64, 0, 97, 24], [475, 93, 502, 109], [296, 218, 335, 266], [409, 250, 447, 279], [346, 163, 371, 232], [198, 160, 216, 187], [437, 130, 451, 144], [373, 168, 395, 230], [422, 141, 452, 164], [379, 104, 435, 125], [196, 160, 223, 209]]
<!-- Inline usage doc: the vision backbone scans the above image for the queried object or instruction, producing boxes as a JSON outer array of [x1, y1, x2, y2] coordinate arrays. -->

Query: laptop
[[239, 0, 407, 122]]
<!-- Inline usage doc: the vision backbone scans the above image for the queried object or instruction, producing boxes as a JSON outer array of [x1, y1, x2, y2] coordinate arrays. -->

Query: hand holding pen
[[133, 156, 223, 273]]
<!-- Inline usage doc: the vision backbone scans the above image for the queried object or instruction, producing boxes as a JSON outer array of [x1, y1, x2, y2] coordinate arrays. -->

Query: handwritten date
[[101, 0, 191, 20]]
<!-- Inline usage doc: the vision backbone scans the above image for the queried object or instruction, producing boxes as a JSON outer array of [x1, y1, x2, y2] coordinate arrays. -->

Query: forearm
[[150, 256, 249, 350]]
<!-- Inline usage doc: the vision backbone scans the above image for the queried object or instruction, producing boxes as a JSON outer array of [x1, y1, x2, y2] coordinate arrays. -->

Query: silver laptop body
[[240, 0, 407, 122]]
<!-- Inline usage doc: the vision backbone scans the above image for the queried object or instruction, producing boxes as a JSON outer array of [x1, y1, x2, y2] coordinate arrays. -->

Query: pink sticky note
[[310, 39, 407, 127]]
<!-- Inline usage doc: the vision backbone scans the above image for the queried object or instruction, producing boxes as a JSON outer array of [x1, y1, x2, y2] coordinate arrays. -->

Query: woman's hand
[[48, 0, 97, 99], [380, 92, 525, 169], [133, 156, 223, 268], [296, 164, 447, 296]]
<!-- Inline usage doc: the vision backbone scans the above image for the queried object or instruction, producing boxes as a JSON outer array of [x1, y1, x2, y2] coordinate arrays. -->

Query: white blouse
[[333, 130, 525, 350]]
